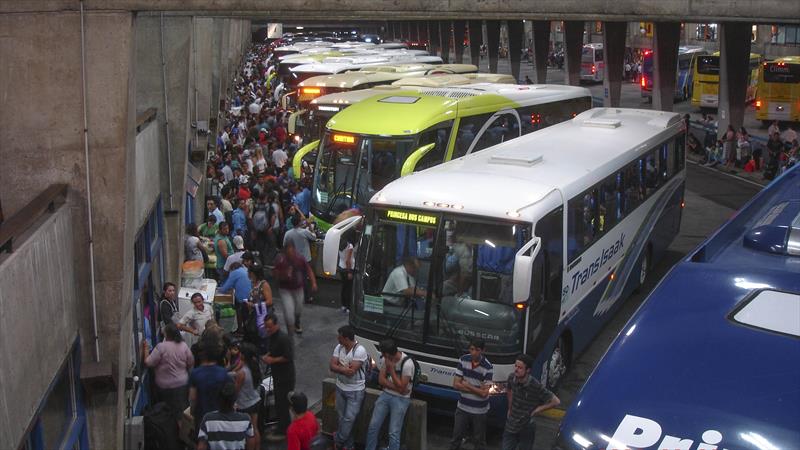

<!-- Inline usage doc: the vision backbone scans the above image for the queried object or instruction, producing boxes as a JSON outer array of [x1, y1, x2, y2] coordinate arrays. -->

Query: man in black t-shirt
[[262, 314, 295, 441]]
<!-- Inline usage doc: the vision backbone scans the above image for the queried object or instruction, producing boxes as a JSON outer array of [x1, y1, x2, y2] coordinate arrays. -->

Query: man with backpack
[[329, 325, 369, 450], [365, 339, 417, 450]]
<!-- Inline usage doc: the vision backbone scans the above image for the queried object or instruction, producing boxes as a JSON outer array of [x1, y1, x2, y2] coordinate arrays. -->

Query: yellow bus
[[691, 52, 762, 109], [755, 56, 800, 125]]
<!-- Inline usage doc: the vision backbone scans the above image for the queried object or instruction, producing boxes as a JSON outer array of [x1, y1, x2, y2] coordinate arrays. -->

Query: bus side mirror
[[513, 237, 542, 304], [323, 215, 363, 275], [292, 139, 319, 180], [400, 143, 436, 176]]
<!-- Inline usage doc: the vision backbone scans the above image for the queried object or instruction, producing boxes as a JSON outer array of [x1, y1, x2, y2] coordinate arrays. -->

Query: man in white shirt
[[365, 339, 415, 450], [382, 256, 427, 305], [223, 235, 246, 272], [329, 325, 368, 450], [272, 146, 289, 169]]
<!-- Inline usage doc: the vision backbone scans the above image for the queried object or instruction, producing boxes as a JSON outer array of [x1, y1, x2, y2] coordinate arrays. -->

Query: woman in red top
[[287, 392, 320, 450]]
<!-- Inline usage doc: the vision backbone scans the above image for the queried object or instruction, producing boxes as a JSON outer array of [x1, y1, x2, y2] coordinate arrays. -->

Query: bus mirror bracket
[[292, 139, 319, 180], [400, 143, 436, 176], [513, 236, 542, 304], [323, 215, 363, 275]]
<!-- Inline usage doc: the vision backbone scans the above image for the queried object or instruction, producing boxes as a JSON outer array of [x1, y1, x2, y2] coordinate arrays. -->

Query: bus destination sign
[[384, 209, 437, 226]]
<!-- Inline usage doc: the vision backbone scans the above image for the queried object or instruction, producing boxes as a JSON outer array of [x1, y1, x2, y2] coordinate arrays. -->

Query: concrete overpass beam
[[564, 20, 584, 86], [468, 20, 482, 67], [652, 22, 680, 111], [439, 20, 451, 63], [532, 20, 550, 83], [508, 20, 524, 82], [453, 20, 466, 64], [602, 21, 627, 107], [486, 20, 501, 74], [428, 20, 441, 57], [718, 22, 752, 135]]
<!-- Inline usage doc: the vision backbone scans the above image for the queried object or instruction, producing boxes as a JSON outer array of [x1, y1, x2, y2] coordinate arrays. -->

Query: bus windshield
[[581, 48, 594, 63], [763, 63, 800, 83], [696, 56, 720, 75], [312, 133, 415, 222], [354, 209, 528, 355]]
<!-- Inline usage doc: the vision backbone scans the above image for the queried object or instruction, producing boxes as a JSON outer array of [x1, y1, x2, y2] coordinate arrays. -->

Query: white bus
[[323, 107, 687, 419]]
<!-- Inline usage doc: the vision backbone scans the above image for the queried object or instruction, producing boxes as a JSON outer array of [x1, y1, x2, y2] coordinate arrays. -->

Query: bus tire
[[543, 335, 570, 392]]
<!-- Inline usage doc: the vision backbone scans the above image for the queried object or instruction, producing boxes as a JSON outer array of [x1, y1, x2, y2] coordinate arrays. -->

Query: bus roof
[[371, 107, 681, 220], [326, 83, 591, 137], [558, 165, 800, 450], [297, 63, 477, 89]]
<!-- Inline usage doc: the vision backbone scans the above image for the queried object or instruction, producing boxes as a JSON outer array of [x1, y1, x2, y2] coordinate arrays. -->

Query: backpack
[[142, 402, 180, 450], [253, 203, 269, 232], [401, 355, 422, 388], [355, 344, 375, 384]]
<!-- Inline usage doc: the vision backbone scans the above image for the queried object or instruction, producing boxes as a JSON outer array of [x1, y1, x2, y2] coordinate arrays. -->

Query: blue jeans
[[365, 392, 411, 450], [501, 420, 536, 450], [335, 387, 365, 448]]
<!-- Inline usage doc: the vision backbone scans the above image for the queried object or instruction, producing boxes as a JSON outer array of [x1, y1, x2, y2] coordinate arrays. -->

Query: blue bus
[[641, 45, 708, 102], [323, 108, 688, 420], [556, 165, 800, 450]]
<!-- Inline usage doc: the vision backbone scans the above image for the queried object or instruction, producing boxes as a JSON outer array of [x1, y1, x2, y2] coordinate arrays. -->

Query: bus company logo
[[570, 233, 625, 294], [609, 414, 729, 450], [457, 328, 500, 342], [768, 65, 790, 74], [428, 366, 456, 377]]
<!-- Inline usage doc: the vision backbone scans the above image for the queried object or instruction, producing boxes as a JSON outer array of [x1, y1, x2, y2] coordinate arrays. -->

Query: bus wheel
[[543, 337, 569, 391]]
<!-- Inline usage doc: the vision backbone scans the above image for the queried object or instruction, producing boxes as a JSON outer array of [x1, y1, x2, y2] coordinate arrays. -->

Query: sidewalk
[[687, 121, 770, 188]]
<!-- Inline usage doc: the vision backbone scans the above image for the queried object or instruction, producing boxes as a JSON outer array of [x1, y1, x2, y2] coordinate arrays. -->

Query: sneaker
[[340, 306, 348, 314], [295, 326, 303, 334]]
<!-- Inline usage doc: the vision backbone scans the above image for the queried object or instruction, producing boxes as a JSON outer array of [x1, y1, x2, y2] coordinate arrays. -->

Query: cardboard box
[[214, 293, 234, 305]]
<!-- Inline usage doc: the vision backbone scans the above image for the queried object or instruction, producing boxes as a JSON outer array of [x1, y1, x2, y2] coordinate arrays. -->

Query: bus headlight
[[487, 381, 507, 395]]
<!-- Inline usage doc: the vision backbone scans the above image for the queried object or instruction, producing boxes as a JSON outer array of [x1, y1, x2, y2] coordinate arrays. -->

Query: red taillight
[[591, 64, 596, 74], [755, 99, 762, 110], [641, 76, 646, 88]]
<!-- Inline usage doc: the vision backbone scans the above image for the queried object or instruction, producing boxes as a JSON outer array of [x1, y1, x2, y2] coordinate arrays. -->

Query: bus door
[[465, 110, 521, 156]]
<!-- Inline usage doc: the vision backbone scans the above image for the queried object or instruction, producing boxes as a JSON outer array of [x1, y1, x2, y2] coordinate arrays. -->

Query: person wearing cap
[[224, 235, 247, 273], [196, 381, 256, 450], [286, 391, 320, 450], [218, 256, 253, 335]]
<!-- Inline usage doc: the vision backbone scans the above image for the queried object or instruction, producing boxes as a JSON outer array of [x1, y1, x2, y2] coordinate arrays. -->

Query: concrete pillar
[[136, 15, 195, 283], [453, 20, 466, 64], [389, 22, 396, 41], [652, 22, 681, 111], [428, 20, 441, 57], [403, 22, 412, 41], [486, 20, 501, 73], [415, 21, 422, 43], [564, 20, 584, 86], [0, 10, 138, 449], [468, 20, 482, 67], [718, 22, 752, 136], [193, 17, 214, 224], [439, 20, 451, 63], [508, 20, 524, 82], [532, 20, 550, 83], [602, 22, 627, 107]]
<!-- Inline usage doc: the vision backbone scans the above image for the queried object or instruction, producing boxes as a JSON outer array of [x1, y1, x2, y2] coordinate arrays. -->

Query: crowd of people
[[689, 116, 798, 180]]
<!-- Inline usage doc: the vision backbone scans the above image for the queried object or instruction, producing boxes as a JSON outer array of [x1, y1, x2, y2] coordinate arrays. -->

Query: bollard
[[321, 378, 428, 450]]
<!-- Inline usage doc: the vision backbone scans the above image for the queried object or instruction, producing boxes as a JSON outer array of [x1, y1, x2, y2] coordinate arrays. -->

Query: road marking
[[541, 408, 566, 420], [687, 160, 766, 188]]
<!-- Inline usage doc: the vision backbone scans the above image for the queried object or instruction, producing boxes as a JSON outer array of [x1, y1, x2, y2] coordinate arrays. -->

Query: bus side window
[[599, 176, 617, 232], [644, 151, 660, 196], [661, 143, 672, 181], [675, 135, 686, 171], [451, 113, 491, 159], [415, 121, 453, 171]]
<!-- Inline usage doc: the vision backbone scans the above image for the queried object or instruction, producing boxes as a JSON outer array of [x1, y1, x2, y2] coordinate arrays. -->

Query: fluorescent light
[[484, 240, 496, 248]]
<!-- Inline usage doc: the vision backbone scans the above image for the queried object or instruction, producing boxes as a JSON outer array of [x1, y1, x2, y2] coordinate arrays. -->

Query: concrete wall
[[134, 120, 162, 227], [0, 206, 79, 450], [2, 1, 797, 23], [0, 9, 138, 449]]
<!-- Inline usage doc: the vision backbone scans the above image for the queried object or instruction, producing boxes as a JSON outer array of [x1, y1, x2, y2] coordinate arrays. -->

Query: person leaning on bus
[[382, 256, 427, 306]]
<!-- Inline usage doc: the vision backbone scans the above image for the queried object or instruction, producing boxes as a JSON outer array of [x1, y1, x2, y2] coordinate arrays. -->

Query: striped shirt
[[455, 354, 493, 414], [504, 374, 554, 433], [198, 410, 254, 450]]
